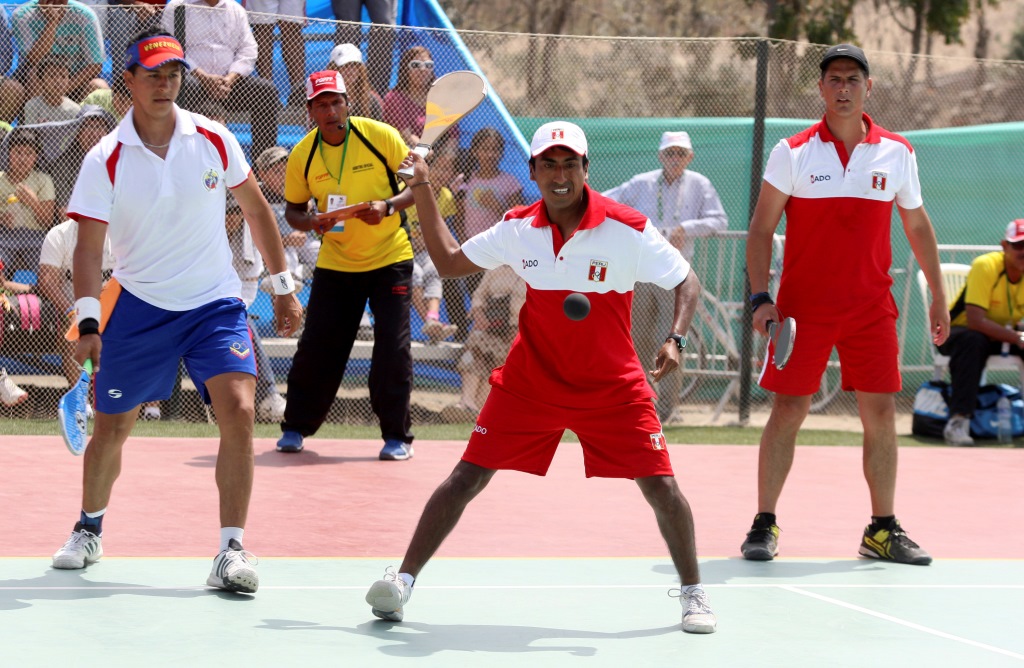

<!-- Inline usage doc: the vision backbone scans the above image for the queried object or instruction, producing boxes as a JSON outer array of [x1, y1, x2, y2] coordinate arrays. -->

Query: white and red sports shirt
[[68, 105, 250, 311], [764, 114, 923, 320], [462, 186, 690, 408]]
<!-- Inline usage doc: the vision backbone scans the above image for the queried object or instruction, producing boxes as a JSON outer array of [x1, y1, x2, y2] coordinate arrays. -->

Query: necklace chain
[[141, 138, 171, 149]]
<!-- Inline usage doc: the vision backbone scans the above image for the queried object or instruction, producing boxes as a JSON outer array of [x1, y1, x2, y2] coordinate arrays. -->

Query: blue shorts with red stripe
[[95, 289, 255, 414], [759, 308, 901, 396], [462, 385, 675, 479]]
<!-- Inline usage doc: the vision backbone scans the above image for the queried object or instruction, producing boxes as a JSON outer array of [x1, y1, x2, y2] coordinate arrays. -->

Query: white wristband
[[75, 296, 101, 324], [270, 271, 295, 295]]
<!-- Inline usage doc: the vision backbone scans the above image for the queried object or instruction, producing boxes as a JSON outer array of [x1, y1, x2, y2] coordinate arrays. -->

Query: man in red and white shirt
[[743, 44, 949, 566], [364, 122, 718, 635]]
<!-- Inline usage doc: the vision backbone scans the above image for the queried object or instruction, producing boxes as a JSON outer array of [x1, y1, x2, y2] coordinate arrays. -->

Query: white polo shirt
[[68, 105, 249, 311], [764, 114, 923, 320], [462, 186, 690, 408]]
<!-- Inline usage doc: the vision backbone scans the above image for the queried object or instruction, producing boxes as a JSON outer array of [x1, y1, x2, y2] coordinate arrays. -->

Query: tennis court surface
[[2, 437, 1022, 666]]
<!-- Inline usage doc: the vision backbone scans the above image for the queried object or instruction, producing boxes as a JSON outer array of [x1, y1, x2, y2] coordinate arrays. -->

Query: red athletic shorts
[[759, 310, 901, 396], [462, 385, 675, 479]]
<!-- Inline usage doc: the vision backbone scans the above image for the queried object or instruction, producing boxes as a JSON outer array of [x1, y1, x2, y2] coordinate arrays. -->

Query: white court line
[[1, 584, 1024, 590], [780, 585, 1024, 662]]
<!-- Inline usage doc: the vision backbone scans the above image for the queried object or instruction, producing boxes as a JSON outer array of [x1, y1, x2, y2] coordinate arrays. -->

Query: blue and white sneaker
[[277, 430, 304, 453], [669, 585, 717, 634], [379, 439, 413, 461], [366, 567, 413, 621], [206, 539, 259, 594], [52, 523, 103, 569]]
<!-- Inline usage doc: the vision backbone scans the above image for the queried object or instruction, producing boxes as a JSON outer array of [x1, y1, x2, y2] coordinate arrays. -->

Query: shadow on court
[[655, 557, 886, 583], [256, 618, 680, 658], [185, 450, 381, 468]]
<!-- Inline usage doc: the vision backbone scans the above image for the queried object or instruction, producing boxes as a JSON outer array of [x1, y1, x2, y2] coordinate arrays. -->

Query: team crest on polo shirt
[[588, 260, 608, 282], [650, 432, 666, 451], [202, 169, 220, 191], [871, 171, 888, 191], [228, 341, 251, 359]]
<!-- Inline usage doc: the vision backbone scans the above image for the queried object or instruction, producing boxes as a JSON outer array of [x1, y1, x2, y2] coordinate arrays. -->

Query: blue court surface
[[2, 556, 1022, 666]]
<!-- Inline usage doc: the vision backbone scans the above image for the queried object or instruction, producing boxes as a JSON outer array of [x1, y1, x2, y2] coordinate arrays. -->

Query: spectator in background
[[0, 7, 25, 124], [331, 0, 394, 97], [163, 0, 281, 159], [254, 144, 320, 281], [441, 264, 525, 423], [327, 43, 381, 120], [383, 45, 433, 147], [48, 106, 116, 218], [11, 0, 105, 101], [82, 73, 131, 120], [447, 127, 522, 340], [23, 56, 81, 125], [225, 198, 287, 421], [247, 0, 304, 92], [0, 258, 30, 408], [603, 131, 727, 424], [937, 219, 1024, 446], [105, 1, 163, 80], [0, 128, 55, 271]]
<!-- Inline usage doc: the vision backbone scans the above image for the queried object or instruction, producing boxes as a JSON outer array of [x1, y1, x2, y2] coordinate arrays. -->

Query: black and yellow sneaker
[[741, 515, 780, 561], [858, 519, 932, 565]]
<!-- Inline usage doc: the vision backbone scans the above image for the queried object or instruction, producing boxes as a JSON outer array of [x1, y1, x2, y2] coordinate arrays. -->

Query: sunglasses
[[408, 60, 434, 70], [1009, 240, 1024, 250]]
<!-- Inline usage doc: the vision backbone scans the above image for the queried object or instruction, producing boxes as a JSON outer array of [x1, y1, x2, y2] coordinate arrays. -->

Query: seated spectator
[[161, 4, 280, 158], [247, 0, 304, 92], [938, 219, 1024, 446], [253, 145, 319, 281], [225, 198, 287, 420], [0, 6, 24, 124], [327, 43, 382, 120], [81, 74, 131, 120], [441, 264, 525, 422], [47, 105, 116, 218], [37, 217, 115, 392], [331, 0, 394, 96], [382, 45, 433, 147], [24, 56, 81, 124], [11, 0, 105, 102], [0, 128, 55, 271]]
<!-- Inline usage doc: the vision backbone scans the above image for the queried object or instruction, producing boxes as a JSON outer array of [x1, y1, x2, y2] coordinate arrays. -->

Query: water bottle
[[996, 394, 1012, 444], [1002, 324, 1012, 356]]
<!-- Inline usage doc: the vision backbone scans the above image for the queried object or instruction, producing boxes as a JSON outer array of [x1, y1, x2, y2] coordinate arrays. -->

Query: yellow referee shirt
[[284, 117, 413, 272], [951, 251, 1024, 327]]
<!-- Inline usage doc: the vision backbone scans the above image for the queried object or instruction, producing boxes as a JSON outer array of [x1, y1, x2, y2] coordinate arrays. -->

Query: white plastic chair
[[917, 263, 1024, 385]]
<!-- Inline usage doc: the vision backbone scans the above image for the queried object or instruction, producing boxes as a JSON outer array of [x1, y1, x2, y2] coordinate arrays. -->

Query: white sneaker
[[422, 318, 458, 341], [0, 368, 28, 407], [206, 539, 259, 594], [365, 567, 412, 621], [142, 405, 161, 421], [670, 585, 717, 634], [943, 415, 974, 446], [52, 523, 103, 569], [258, 394, 286, 421]]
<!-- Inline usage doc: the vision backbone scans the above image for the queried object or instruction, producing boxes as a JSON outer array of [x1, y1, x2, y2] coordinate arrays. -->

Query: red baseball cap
[[1005, 219, 1024, 243], [305, 70, 346, 100], [125, 35, 189, 71]]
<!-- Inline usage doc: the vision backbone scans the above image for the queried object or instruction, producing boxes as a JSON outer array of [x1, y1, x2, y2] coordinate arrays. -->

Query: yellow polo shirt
[[284, 117, 413, 272], [950, 251, 1024, 327]]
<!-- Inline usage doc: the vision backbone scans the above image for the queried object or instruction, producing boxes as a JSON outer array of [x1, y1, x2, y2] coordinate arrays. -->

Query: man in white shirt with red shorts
[[50, 29, 302, 594], [364, 121, 718, 634], [743, 44, 949, 565]]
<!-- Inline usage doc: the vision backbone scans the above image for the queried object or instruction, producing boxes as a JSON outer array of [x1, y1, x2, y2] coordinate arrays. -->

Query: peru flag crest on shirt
[[589, 259, 608, 282]]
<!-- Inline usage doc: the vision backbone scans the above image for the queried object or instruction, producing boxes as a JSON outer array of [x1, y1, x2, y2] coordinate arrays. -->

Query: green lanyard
[[1007, 276, 1017, 324], [318, 119, 350, 185]]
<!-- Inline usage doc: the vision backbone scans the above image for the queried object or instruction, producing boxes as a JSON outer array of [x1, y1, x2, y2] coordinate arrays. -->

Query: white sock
[[220, 527, 244, 551], [399, 573, 415, 588]]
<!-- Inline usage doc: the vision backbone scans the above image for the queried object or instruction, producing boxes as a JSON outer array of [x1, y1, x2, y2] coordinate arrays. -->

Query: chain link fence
[[2, 7, 1024, 429]]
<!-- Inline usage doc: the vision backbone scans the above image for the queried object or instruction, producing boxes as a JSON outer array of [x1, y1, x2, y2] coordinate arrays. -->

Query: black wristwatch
[[666, 333, 687, 352], [383, 199, 395, 217]]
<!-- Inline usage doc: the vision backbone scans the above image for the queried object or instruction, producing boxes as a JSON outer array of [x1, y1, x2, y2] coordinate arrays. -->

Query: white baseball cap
[[330, 43, 363, 67], [530, 121, 588, 157], [659, 131, 692, 152]]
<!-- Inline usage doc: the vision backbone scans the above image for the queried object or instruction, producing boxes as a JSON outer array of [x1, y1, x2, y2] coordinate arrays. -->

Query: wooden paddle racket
[[396, 71, 488, 179], [767, 317, 797, 370]]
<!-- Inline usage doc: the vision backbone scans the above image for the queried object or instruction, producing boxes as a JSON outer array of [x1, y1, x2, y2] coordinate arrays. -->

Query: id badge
[[326, 193, 347, 233]]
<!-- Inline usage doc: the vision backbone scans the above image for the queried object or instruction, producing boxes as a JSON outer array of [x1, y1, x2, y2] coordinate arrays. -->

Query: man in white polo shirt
[[743, 44, 948, 566], [50, 29, 303, 594], [364, 122, 717, 634], [604, 130, 727, 423]]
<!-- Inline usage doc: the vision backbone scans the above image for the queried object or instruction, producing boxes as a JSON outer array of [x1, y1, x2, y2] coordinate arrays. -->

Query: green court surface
[[3, 557, 1022, 666]]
